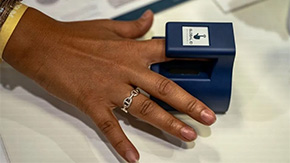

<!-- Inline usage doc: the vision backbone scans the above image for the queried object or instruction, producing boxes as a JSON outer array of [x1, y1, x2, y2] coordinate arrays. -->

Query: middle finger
[[130, 70, 216, 126]]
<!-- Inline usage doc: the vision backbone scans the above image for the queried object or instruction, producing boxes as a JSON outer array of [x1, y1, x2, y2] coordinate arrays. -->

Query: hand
[[3, 8, 216, 162]]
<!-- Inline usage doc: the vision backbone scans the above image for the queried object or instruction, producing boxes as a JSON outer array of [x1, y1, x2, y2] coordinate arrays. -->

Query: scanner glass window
[[158, 59, 217, 79]]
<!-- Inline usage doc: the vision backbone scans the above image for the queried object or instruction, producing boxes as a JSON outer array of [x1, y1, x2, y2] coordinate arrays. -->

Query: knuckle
[[74, 95, 84, 113], [156, 78, 174, 96], [123, 40, 135, 52], [76, 90, 96, 114], [38, 77, 52, 91], [35, 71, 52, 91], [76, 89, 108, 115], [166, 118, 179, 129], [113, 139, 125, 149], [133, 21, 144, 35], [99, 120, 115, 135], [139, 99, 154, 116], [122, 41, 140, 58], [187, 99, 198, 113]]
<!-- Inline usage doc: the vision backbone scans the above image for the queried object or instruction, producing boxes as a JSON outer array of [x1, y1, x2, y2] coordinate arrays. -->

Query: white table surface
[[1, 0, 290, 163]]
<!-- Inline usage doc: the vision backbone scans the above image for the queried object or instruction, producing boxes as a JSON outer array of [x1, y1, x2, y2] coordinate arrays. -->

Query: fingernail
[[141, 10, 151, 19], [180, 126, 197, 141], [201, 109, 216, 125], [126, 150, 138, 163]]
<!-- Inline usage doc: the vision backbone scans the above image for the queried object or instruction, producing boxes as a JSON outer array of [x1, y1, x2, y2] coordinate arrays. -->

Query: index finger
[[131, 71, 216, 125], [137, 39, 171, 65]]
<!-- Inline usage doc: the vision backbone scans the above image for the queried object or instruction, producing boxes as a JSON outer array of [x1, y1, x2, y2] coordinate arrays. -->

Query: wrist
[[0, 1, 27, 61], [2, 7, 63, 79]]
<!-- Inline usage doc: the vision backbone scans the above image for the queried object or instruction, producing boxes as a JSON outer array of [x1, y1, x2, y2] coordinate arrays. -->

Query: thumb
[[106, 10, 154, 39]]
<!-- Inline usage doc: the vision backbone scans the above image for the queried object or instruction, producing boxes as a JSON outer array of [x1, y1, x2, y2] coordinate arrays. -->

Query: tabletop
[[1, 0, 289, 163]]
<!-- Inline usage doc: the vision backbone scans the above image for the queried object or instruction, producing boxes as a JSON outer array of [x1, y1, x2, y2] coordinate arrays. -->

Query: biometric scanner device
[[151, 22, 236, 113]]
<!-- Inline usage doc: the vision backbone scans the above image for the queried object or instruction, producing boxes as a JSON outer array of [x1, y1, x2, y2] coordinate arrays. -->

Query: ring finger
[[117, 87, 197, 142]]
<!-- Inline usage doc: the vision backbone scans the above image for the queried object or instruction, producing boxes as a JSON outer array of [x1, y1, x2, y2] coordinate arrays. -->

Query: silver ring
[[121, 89, 140, 113]]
